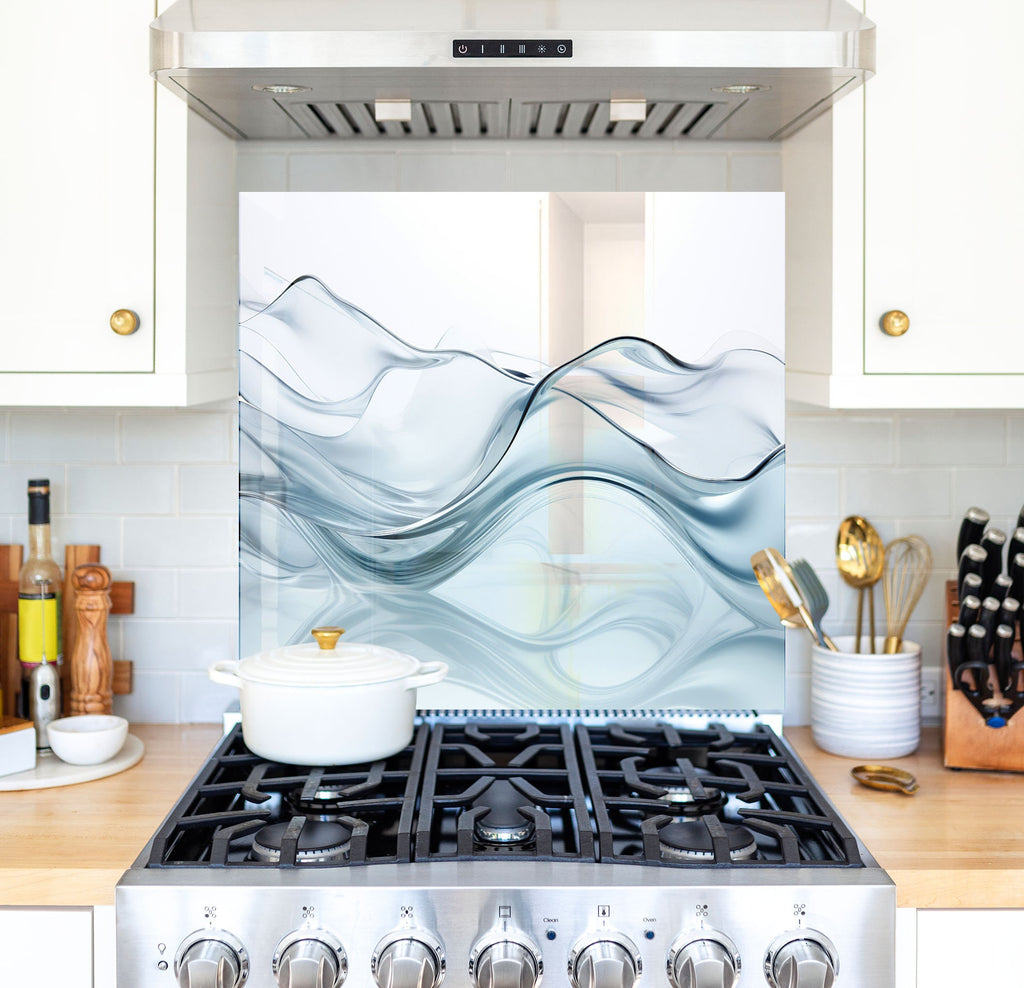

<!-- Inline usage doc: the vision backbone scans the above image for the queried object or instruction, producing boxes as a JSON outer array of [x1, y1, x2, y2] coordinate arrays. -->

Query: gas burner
[[471, 780, 536, 845], [250, 820, 352, 864], [285, 785, 353, 820], [657, 821, 757, 863], [655, 785, 727, 818]]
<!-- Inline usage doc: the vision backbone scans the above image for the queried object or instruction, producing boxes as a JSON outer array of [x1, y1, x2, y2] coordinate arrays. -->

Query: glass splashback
[[239, 192, 785, 712]]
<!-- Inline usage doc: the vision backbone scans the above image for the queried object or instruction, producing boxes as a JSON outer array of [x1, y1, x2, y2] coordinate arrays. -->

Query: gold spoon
[[836, 516, 886, 653], [751, 547, 836, 650]]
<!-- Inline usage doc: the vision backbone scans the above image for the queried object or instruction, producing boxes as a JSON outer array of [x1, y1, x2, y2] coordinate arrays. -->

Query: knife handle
[[1011, 552, 1024, 605], [946, 623, 966, 690], [1008, 528, 1024, 571], [957, 507, 990, 562], [965, 624, 993, 698], [980, 529, 1007, 588], [958, 544, 988, 599], [990, 574, 1013, 603], [958, 593, 982, 629], [977, 596, 1002, 650], [998, 596, 1020, 633], [994, 624, 1016, 695]]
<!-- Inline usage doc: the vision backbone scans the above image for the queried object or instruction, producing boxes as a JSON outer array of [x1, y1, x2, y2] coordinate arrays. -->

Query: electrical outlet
[[920, 667, 942, 720]]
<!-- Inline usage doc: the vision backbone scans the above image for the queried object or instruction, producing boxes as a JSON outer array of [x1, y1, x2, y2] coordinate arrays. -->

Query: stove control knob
[[765, 931, 838, 988], [668, 932, 740, 988], [470, 934, 543, 988], [568, 934, 641, 988], [372, 932, 445, 988], [274, 931, 347, 988], [175, 930, 249, 988]]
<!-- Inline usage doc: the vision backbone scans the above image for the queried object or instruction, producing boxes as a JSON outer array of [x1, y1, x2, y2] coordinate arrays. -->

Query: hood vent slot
[[513, 100, 734, 139], [282, 100, 507, 139], [279, 98, 736, 140]]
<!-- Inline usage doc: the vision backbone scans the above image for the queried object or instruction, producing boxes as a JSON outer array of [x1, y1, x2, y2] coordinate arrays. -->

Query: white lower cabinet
[[0, 906, 94, 987], [916, 910, 1023, 986]]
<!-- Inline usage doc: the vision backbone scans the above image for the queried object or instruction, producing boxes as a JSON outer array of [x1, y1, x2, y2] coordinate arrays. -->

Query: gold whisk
[[882, 535, 933, 654]]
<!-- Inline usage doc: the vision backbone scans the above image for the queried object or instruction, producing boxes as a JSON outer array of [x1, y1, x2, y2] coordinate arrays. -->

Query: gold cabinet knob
[[311, 627, 345, 650], [880, 310, 910, 337], [109, 309, 140, 336]]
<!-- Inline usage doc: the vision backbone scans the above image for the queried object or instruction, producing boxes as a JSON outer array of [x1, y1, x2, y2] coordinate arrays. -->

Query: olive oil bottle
[[18, 479, 62, 719]]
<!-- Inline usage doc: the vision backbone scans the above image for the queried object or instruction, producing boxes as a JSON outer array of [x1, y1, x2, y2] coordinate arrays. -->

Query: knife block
[[943, 580, 1024, 772]]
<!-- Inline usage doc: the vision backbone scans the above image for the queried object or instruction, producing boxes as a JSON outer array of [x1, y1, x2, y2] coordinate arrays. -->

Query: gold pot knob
[[109, 308, 140, 336], [311, 627, 345, 650], [880, 310, 910, 337]]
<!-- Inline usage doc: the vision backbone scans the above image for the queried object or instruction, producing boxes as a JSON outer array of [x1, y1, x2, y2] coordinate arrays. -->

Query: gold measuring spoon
[[836, 516, 885, 653]]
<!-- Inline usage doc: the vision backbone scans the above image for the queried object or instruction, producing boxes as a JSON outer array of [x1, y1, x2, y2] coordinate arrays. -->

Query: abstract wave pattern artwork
[[240, 263, 786, 712]]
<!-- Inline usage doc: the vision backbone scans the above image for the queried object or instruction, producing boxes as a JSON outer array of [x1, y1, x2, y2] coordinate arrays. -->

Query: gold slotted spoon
[[836, 516, 885, 653], [751, 548, 838, 650]]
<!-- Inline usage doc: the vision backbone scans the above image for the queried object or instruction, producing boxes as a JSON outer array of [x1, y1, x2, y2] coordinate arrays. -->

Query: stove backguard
[[238, 191, 786, 715]]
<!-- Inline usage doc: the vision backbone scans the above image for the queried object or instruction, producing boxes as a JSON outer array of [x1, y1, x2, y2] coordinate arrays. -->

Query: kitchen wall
[[3, 141, 1020, 723]]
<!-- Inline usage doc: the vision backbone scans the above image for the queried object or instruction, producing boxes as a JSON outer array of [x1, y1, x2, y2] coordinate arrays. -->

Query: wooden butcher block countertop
[[1, 725, 1021, 908]]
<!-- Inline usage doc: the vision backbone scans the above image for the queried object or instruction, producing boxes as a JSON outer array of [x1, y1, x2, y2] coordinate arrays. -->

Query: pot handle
[[209, 660, 243, 689], [405, 660, 449, 690]]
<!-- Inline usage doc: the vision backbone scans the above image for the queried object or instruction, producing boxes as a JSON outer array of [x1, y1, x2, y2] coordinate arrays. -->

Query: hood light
[[252, 84, 311, 94], [712, 84, 771, 95]]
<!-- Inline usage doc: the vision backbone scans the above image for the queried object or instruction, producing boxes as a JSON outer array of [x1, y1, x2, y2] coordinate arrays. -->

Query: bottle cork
[[69, 564, 113, 715]]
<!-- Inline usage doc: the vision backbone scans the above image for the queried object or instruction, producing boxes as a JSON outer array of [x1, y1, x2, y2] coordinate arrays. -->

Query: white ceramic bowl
[[47, 715, 129, 765]]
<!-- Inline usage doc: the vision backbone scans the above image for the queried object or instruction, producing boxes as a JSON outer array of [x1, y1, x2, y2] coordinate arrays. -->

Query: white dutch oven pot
[[209, 627, 448, 765]]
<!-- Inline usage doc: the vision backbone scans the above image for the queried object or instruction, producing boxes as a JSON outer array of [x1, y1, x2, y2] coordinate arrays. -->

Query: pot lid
[[238, 627, 421, 687]]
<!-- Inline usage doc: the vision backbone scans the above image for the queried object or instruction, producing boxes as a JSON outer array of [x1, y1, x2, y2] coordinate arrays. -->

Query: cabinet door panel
[[0, 0, 153, 373], [0, 907, 93, 987], [863, 0, 1024, 375]]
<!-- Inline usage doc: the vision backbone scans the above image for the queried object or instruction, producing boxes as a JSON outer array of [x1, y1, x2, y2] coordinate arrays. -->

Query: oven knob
[[764, 931, 838, 988], [274, 932, 347, 988], [372, 932, 445, 988], [175, 930, 249, 988], [668, 932, 740, 988], [470, 935, 543, 988], [568, 935, 642, 988]]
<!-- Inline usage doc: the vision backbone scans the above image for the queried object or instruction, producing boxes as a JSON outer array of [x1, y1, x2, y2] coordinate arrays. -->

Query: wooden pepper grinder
[[69, 564, 113, 715]]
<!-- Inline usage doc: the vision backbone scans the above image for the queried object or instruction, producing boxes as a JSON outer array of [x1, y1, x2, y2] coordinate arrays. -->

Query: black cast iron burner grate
[[143, 720, 862, 869]]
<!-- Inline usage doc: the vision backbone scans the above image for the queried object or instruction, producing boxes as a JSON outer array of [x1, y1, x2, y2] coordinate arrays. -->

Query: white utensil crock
[[810, 635, 921, 759], [209, 627, 448, 765]]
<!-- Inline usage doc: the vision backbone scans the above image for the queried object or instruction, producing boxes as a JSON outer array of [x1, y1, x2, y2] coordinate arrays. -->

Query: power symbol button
[[457, 44, 468, 54]]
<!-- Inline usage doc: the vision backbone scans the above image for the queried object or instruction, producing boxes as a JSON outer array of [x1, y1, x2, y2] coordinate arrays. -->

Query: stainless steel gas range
[[116, 714, 894, 988]]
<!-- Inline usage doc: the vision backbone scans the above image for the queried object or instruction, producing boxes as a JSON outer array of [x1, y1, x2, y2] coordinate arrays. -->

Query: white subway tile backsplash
[[0, 464, 67, 514], [10, 412, 117, 463], [397, 153, 508, 190], [124, 518, 237, 568], [898, 413, 1006, 466], [785, 468, 840, 517], [1008, 416, 1024, 465], [47, 516, 124, 567], [116, 569, 180, 619], [508, 152, 618, 191], [178, 569, 239, 620], [113, 671, 181, 724], [289, 153, 398, 191], [0, 412, 8, 460], [843, 468, 950, 518], [785, 522, 841, 570], [181, 465, 238, 515], [951, 466, 1024, 521], [728, 154, 783, 191], [122, 618, 236, 671], [180, 672, 240, 724], [121, 412, 229, 463], [619, 153, 727, 192], [786, 415, 892, 466], [68, 465, 176, 515]]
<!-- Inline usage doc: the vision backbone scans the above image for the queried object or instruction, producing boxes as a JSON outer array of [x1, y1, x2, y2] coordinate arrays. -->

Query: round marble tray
[[0, 733, 144, 791]]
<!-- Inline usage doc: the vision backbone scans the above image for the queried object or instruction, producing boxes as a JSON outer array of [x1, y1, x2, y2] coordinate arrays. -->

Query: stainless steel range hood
[[151, 0, 874, 142]]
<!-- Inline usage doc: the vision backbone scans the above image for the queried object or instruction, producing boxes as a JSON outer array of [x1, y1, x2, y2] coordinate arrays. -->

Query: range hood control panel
[[453, 40, 573, 58]]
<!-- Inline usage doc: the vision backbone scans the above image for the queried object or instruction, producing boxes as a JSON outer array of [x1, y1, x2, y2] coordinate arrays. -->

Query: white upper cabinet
[[784, 0, 1024, 408], [0, 0, 236, 406]]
